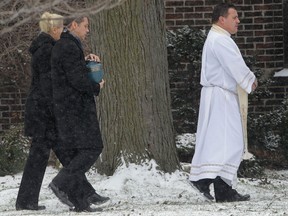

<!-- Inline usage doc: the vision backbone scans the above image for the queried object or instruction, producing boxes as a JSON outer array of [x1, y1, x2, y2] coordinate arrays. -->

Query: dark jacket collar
[[60, 30, 83, 51]]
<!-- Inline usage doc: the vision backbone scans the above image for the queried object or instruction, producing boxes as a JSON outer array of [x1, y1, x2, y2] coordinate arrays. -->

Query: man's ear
[[218, 16, 225, 24], [70, 21, 78, 30]]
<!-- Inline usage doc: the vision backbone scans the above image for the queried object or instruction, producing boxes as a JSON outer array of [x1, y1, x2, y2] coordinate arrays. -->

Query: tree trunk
[[86, 0, 180, 175]]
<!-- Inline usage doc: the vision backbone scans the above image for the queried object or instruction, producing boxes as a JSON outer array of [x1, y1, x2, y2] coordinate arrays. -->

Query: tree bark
[[86, 0, 180, 175]]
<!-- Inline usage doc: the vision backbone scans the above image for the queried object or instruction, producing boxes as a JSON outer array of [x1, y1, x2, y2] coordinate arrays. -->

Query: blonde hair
[[39, 12, 63, 33]]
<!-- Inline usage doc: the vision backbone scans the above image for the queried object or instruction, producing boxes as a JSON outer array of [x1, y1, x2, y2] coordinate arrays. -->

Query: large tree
[[86, 0, 180, 175], [0, 0, 180, 175]]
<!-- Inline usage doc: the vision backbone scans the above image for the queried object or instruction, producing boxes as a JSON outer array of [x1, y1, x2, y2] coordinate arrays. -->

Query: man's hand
[[252, 78, 258, 91], [99, 79, 105, 89], [85, 54, 100, 62]]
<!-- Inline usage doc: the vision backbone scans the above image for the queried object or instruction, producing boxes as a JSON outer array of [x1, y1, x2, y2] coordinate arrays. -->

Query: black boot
[[49, 182, 74, 207], [87, 192, 110, 205], [213, 176, 250, 203], [190, 179, 214, 200], [225, 189, 250, 202]]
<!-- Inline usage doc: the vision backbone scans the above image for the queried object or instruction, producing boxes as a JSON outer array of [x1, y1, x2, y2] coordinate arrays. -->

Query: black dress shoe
[[213, 176, 250, 203], [216, 189, 250, 203], [49, 182, 74, 207], [72, 206, 103, 212], [190, 180, 214, 200], [87, 192, 110, 205], [16, 204, 46, 211]]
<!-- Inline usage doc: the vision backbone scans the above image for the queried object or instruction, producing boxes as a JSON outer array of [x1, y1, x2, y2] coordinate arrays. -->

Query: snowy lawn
[[1, 160, 288, 216]]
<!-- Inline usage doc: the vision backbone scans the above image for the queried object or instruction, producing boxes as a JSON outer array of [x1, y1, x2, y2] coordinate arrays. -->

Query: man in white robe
[[189, 3, 258, 202]]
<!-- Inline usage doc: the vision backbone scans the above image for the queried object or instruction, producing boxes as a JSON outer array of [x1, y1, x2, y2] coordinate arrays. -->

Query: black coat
[[51, 31, 103, 149], [24, 32, 57, 141]]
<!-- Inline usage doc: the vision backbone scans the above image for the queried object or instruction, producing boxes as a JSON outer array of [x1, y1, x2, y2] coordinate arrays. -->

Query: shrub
[[247, 103, 288, 169], [279, 99, 288, 161], [238, 159, 265, 178], [167, 26, 206, 133], [167, 26, 206, 70], [0, 124, 30, 176], [247, 63, 288, 168]]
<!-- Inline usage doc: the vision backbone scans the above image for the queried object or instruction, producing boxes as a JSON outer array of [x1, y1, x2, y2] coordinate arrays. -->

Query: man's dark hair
[[211, 3, 237, 23], [64, 16, 88, 28]]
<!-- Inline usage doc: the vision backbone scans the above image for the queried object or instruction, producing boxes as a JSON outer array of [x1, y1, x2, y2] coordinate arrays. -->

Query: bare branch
[[0, 0, 127, 35], [0, 0, 13, 9], [0, 15, 36, 35], [0, 0, 64, 24]]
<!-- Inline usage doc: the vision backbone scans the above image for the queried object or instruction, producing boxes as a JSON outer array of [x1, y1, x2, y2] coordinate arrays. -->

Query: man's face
[[73, 17, 89, 40], [221, 8, 240, 34]]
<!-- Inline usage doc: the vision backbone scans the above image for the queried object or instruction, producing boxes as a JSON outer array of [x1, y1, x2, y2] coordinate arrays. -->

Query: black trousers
[[15, 138, 101, 209], [52, 147, 102, 210], [16, 138, 51, 207]]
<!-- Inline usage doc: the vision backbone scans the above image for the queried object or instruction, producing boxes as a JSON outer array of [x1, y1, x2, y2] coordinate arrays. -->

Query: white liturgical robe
[[189, 25, 256, 186]]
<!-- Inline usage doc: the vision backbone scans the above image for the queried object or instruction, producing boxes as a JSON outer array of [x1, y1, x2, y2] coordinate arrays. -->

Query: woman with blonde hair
[[16, 11, 64, 211]]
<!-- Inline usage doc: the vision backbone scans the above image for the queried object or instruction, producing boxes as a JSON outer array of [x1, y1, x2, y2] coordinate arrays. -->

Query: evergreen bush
[[239, 58, 288, 171], [279, 98, 288, 163], [167, 26, 206, 133], [0, 124, 30, 176], [246, 61, 288, 168]]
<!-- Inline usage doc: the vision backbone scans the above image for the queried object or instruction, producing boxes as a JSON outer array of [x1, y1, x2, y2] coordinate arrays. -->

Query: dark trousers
[[15, 138, 101, 209], [52, 147, 102, 210], [16, 138, 51, 207]]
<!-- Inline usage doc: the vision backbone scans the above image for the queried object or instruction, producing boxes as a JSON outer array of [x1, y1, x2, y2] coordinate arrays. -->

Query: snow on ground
[[1, 160, 288, 216], [1, 134, 288, 215]]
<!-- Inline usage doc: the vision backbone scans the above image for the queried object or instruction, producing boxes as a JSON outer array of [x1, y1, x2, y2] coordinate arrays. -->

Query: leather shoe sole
[[216, 191, 250, 203], [16, 204, 46, 211], [72, 206, 103, 212]]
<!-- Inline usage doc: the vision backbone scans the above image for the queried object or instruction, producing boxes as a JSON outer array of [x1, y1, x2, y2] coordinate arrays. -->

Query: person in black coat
[[49, 16, 108, 212], [15, 12, 64, 211]]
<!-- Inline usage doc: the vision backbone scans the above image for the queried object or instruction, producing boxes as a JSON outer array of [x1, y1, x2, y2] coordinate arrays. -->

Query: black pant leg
[[51, 148, 75, 192], [16, 138, 51, 207], [52, 148, 101, 210], [53, 147, 102, 197], [66, 148, 102, 199]]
